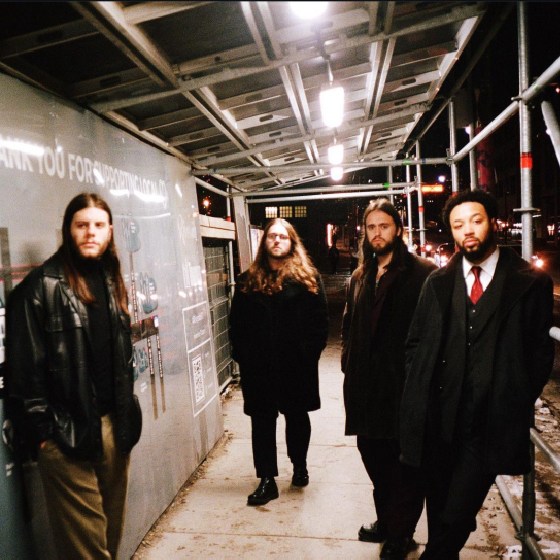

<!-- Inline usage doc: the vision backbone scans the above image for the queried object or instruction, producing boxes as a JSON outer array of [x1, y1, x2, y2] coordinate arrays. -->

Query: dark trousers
[[420, 430, 496, 559], [357, 436, 424, 540], [251, 412, 311, 478]]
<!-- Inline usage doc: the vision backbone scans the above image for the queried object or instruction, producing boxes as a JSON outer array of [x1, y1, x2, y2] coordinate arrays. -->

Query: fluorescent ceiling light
[[328, 143, 344, 165], [320, 86, 344, 128], [290, 2, 327, 19], [331, 167, 343, 181]]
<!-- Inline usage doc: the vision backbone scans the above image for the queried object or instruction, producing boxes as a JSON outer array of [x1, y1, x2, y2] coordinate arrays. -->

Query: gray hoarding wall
[[0, 73, 224, 558]]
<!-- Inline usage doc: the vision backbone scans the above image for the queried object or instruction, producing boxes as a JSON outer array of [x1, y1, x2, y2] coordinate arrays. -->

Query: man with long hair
[[342, 198, 436, 559], [7, 192, 142, 559], [229, 218, 328, 506], [400, 190, 554, 558]]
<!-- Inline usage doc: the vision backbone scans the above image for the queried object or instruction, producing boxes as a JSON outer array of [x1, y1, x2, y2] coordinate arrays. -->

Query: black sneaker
[[247, 478, 279, 506], [358, 520, 387, 543], [292, 466, 309, 487]]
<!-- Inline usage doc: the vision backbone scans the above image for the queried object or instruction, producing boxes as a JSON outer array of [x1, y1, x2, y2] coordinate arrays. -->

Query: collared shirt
[[462, 246, 500, 294]]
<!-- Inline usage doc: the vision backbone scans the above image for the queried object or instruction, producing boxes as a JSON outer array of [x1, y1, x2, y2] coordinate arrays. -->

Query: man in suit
[[400, 190, 554, 559], [342, 198, 436, 559]]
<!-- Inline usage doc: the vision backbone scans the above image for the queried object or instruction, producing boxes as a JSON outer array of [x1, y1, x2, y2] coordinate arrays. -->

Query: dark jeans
[[251, 412, 311, 478], [357, 436, 424, 540]]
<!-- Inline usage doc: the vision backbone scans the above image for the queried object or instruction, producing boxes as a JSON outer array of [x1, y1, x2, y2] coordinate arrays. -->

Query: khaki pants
[[38, 415, 130, 560]]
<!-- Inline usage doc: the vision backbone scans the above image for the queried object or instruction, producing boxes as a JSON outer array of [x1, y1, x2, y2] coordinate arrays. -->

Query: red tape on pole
[[521, 152, 532, 168]]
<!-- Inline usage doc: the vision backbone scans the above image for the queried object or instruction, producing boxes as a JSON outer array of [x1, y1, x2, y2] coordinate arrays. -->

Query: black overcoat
[[400, 247, 554, 474], [229, 273, 329, 417], [341, 251, 436, 438]]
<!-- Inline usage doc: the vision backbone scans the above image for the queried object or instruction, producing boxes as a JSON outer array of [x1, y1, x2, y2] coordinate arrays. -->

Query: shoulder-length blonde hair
[[239, 218, 319, 294]]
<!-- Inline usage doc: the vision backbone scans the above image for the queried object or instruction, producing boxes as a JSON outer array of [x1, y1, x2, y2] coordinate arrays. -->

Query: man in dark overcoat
[[229, 218, 328, 506], [400, 190, 554, 559], [342, 198, 436, 559]]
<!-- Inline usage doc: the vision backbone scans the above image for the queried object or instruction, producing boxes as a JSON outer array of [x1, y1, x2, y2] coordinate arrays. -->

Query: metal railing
[[496, 326, 560, 560]]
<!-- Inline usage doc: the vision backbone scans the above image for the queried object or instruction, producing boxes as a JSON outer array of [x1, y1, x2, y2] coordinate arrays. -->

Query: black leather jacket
[[6, 251, 141, 460]]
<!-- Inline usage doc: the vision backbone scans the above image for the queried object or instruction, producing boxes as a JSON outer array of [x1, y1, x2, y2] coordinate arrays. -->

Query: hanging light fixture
[[320, 84, 344, 128], [319, 53, 344, 129], [328, 142, 344, 165], [331, 166, 343, 181], [290, 2, 327, 19]]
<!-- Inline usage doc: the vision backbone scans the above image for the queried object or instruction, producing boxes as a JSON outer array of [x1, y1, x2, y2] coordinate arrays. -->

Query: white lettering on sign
[[0, 134, 169, 207]]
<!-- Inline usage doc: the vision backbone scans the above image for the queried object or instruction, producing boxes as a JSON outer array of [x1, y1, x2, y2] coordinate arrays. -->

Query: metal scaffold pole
[[388, 166, 395, 204], [416, 142, 426, 257], [517, 5, 536, 560], [405, 156, 414, 252], [517, 2, 535, 264], [449, 101, 460, 193], [541, 100, 560, 168], [226, 187, 236, 295]]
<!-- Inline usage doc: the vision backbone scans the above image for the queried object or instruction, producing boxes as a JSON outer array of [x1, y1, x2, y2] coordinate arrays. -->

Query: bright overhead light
[[290, 2, 327, 19], [328, 143, 344, 165], [331, 166, 343, 181], [320, 86, 344, 128]]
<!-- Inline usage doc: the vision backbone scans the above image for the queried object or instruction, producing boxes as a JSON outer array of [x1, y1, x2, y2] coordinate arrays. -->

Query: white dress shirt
[[462, 246, 500, 294]]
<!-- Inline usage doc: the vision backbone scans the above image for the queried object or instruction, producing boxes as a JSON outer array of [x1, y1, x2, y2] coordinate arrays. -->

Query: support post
[[226, 187, 236, 296], [518, 1, 535, 265], [468, 125, 478, 191], [449, 101, 460, 193], [517, 5, 536, 559], [541, 100, 560, 168], [388, 166, 395, 204], [416, 142, 426, 257], [405, 158, 414, 252]]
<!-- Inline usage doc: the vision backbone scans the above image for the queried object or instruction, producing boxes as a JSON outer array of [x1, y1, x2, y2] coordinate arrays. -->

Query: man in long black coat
[[400, 190, 554, 559], [342, 198, 436, 559], [229, 218, 328, 506]]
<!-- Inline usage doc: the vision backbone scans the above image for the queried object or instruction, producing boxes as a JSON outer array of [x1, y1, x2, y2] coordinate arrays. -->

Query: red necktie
[[470, 266, 483, 304]]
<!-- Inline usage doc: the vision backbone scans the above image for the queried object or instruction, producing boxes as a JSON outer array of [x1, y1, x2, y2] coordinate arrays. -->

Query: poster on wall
[[0, 72, 223, 558]]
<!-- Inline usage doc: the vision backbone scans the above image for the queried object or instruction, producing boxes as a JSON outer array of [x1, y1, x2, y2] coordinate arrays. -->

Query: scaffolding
[[193, 5, 560, 557]]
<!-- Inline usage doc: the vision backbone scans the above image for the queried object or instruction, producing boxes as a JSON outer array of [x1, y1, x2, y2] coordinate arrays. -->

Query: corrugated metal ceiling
[[0, 1, 493, 192]]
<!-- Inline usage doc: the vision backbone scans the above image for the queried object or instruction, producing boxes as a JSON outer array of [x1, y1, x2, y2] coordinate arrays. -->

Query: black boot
[[358, 520, 387, 543], [291, 465, 309, 487], [247, 478, 279, 506], [380, 537, 416, 559]]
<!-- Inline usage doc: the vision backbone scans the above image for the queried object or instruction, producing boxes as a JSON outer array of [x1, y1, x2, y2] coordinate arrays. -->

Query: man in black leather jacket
[[7, 192, 141, 559]]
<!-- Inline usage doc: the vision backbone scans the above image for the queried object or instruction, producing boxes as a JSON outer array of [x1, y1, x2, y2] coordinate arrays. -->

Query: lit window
[[279, 206, 293, 218], [294, 206, 307, 218], [265, 207, 278, 218]]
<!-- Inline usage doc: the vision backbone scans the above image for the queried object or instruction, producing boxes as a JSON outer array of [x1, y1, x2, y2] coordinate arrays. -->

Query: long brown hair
[[60, 192, 129, 315], [239, 218, 319, 294], [358, 197, 407, 280]]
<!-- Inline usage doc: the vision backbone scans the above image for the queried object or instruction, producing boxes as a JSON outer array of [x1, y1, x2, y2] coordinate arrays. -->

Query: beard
[[458, 229, 496, 263], [266, 247, 290, 260], [371, 238, 395, 257]]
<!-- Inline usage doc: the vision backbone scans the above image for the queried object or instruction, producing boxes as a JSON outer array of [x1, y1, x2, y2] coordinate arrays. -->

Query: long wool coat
[[341, 250, 436, 439], [400, 247, 554, 474], [229, 274, 329, 417]]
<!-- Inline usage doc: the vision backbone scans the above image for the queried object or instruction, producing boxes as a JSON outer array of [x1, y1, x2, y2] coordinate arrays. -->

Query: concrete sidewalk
[[132, 283, 518, 559]]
